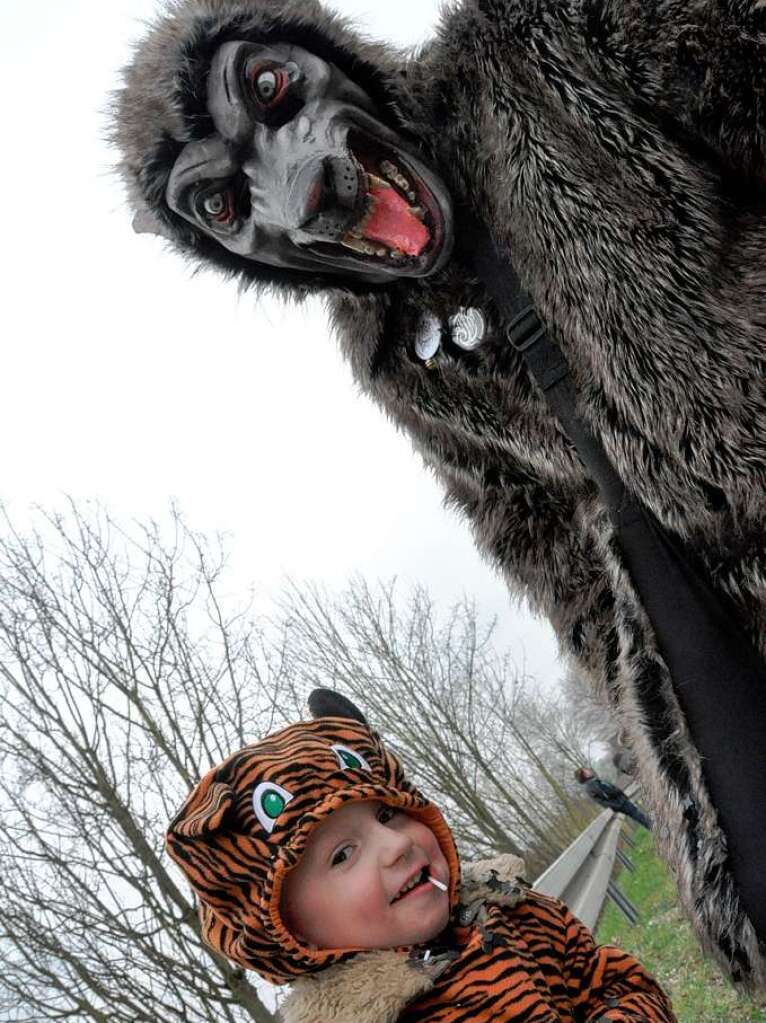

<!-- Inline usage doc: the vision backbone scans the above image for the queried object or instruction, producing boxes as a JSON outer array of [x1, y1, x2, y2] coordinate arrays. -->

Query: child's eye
[[331, 844, 354, 867], [377, 805, 397, 824]]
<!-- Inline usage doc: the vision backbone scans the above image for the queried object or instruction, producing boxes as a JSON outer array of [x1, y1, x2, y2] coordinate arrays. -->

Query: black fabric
[[462, 216, 766, 942], [583, 779, 652, 829], [585, 778, 627, 804]]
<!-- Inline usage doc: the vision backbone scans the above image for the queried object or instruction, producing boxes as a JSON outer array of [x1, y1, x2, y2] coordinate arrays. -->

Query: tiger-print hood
[[165, 709, 460, 985], [280, 854, 527, 1023]]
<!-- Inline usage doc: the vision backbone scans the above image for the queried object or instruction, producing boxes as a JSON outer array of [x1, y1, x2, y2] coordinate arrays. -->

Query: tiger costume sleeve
[[559, 899, 676, 1022]]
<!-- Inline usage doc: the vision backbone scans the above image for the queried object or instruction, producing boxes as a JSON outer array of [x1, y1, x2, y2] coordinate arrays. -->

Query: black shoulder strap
[[464, 216, 766, 949]]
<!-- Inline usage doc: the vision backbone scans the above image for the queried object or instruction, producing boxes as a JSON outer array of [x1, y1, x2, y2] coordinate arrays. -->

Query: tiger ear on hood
[[169, 780, 235, 838], [308, 688, 367, 724]]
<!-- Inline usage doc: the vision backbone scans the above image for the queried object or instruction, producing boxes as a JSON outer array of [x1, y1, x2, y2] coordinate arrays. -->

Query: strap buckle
[[507, 304, 546, 352]]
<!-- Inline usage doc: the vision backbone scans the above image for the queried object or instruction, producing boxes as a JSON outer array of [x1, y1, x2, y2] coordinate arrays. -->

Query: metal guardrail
[[532, 795, 640, 930]]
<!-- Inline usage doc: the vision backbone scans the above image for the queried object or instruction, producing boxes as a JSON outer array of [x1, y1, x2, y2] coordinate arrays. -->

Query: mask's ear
[[132, 208, 177, 242], [169, 780, 235, 838], [308, 688, 367, 724]]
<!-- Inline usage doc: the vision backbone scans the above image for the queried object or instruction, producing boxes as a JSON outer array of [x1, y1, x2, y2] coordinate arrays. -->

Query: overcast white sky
[[0, 0, 562, 684]]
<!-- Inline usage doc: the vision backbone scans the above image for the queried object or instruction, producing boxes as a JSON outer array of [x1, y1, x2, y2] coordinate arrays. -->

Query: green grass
[[596, 827, 766, 1022]]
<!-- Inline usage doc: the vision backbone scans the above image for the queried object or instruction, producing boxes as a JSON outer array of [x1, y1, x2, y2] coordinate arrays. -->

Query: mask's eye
[[250, 65, 289, 108], [331, 744, 371, 772], [244, 60, 303, 124], [199, 185, 237, 227], [252, 781, 294, 834], [203, 192, 228, 218]]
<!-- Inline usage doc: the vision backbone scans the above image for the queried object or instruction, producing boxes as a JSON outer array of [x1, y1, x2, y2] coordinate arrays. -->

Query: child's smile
[[280, 800, 450, 950], [390, 863, 433, 902]]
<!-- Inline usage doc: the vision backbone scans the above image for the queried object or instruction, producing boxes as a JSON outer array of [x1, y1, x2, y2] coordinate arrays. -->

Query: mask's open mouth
[[338, 130, 445, 272]]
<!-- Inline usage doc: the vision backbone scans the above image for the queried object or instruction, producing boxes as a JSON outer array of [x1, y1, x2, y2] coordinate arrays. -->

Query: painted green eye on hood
[[330, 744, 371, 772], [252, 780, 294, 834]]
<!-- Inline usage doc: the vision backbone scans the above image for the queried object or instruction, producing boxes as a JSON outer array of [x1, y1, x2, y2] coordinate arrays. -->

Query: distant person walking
[[575, 767, 652, 830]]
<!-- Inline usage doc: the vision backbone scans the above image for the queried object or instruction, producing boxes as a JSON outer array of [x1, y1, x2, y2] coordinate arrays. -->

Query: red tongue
[[362, 180, 429, 257]]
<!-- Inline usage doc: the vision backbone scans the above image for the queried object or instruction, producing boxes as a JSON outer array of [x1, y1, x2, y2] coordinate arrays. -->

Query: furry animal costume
[[166, 694, 676, 1021], [114, 0, 766, 988]]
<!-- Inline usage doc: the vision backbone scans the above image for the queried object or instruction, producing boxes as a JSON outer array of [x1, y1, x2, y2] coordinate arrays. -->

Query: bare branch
[[0, 501, 280, 1023]]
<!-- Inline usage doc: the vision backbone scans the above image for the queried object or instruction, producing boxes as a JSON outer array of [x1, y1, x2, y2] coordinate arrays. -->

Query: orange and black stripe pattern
[[401, 890, 676, 1022], [166, 716, 459, 984]]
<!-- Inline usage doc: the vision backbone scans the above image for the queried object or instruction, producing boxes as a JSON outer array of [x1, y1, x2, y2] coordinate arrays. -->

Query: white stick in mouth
[[428, 875, 447, 891]]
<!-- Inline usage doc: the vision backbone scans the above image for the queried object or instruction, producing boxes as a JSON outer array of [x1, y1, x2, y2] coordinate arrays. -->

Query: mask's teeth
[[343, 195, 377, 248], [341, 236, 377, 256], [368, 172, 391, 191], [380, 160, 413, 196]]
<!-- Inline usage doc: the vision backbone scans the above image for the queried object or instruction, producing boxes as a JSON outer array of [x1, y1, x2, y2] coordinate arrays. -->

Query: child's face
[[280, 800, 450, 950]]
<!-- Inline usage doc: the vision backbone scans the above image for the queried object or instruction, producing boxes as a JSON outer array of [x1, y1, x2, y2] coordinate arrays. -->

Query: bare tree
[[276, 578, 599, 876], [0, 502, 286, 1023], [0, 505, 601, 1022]]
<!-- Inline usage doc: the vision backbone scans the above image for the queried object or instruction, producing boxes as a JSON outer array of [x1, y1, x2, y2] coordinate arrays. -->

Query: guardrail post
[[606, 880, 640, 925], [615, 847, 635, 872]]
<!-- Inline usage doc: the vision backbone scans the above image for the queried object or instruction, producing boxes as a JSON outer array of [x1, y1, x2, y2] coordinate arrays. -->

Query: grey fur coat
[[335, 0, 766, 989], [113, 0, 766, 989]]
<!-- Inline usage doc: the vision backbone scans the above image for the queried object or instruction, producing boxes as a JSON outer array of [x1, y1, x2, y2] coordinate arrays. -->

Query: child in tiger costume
[[166, 689, 676, 1022]]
